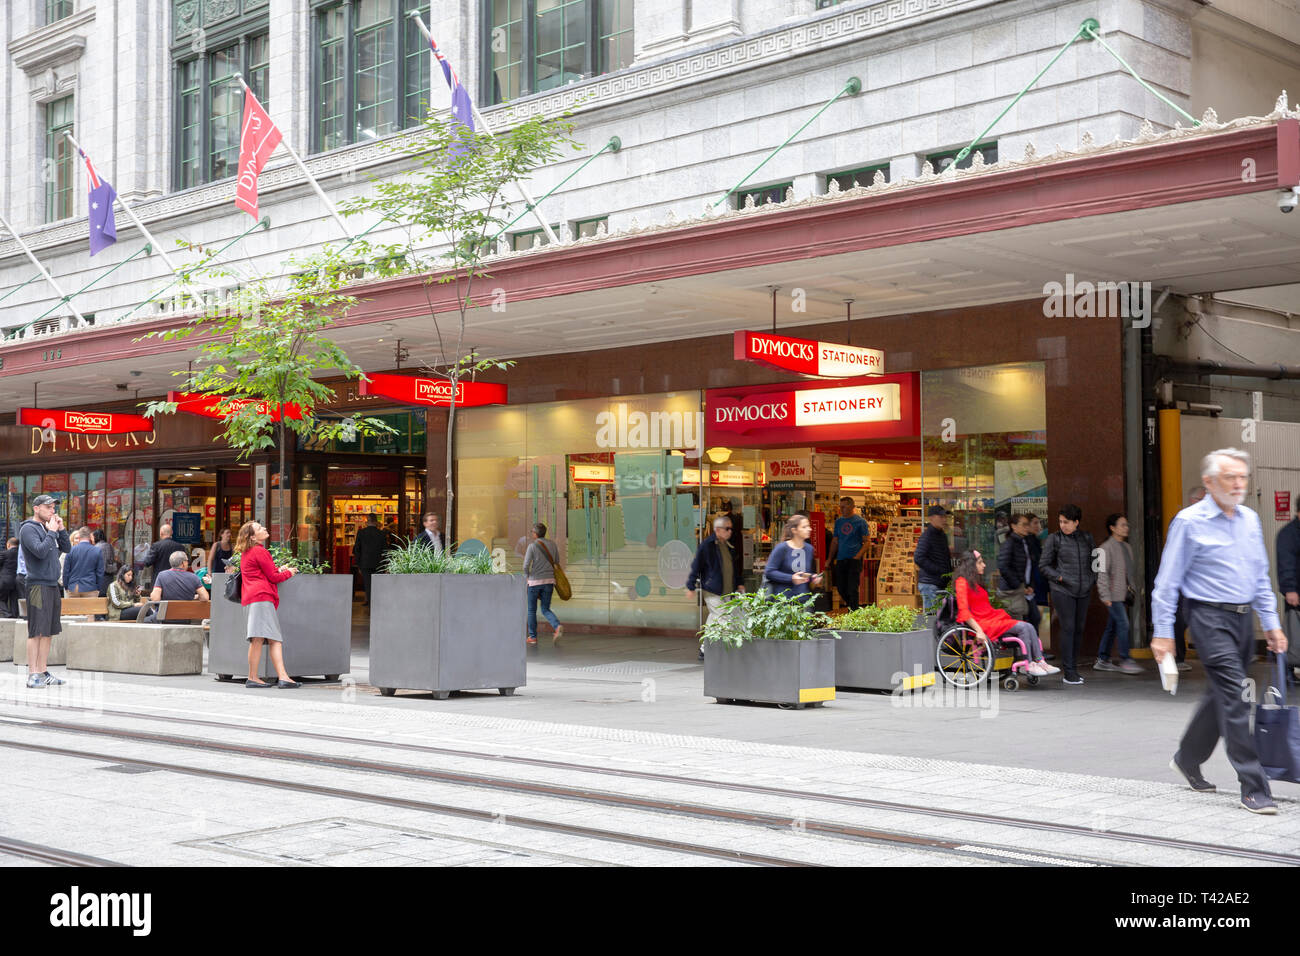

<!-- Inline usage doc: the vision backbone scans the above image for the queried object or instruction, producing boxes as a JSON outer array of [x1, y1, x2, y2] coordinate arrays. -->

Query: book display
[[876, 515, 924, 605]]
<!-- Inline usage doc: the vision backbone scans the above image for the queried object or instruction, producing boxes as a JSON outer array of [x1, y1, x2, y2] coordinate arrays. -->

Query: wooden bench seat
[[140, 599, 211, 624]]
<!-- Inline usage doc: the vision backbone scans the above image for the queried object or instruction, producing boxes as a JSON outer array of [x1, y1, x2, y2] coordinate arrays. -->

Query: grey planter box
[[703, 637, 836, 708], [369, 573, 526, 699], [209, 573, 353, 681], [818, 628, 935, 692]]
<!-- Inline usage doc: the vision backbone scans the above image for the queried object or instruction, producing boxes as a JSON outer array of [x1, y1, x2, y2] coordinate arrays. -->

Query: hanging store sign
[[16, 407, 154, 434], [168, 392, 305, 421], [840, 474, 871, 490], [571, 464, 614, 483], [705, 373, 917, 447], [734, 330, 884, 378], [764, 455, 813, 483], [359, 373, 508, 408]]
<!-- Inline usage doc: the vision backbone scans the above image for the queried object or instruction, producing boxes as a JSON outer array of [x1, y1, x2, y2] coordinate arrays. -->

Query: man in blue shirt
[[62, 528, 105, 596], [1151, 448, 1288, 815], [828, 496, 870, 611]]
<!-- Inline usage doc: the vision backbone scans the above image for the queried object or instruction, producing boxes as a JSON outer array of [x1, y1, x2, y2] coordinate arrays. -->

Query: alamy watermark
[[1041, 274, 1165, 328]]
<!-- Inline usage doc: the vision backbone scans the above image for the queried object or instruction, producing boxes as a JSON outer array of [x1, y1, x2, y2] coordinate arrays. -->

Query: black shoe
[[277, 679, 301, 689], [1240, 794, 1278, 815], [698, 649, 704, 662], [245, 679, 274, 689], [1062, 672, 1084, 685], [1169, 756, 1216, 793]]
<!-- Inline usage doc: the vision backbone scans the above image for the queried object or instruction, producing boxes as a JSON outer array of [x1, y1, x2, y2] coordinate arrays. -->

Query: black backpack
[[931, 590, 957, 639]]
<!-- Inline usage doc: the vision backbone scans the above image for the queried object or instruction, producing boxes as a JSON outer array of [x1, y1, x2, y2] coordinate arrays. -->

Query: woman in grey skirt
[[234, 521, 298, 689]]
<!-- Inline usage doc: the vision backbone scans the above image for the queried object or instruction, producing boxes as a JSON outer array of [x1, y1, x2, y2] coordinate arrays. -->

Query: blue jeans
[[918, 583, 942, 618], [1097, 600, 1131, 660], [527, 584, 560, 639]]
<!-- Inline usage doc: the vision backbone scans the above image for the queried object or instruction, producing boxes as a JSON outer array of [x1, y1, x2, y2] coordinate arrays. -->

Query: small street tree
[[142, 249, 396, 552], [341, 111, 577, 542]]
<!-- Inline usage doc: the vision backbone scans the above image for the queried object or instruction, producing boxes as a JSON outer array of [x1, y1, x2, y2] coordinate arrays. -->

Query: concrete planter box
[[209, 573, 353, 681], [12, 622, 66, 666], [819, 628, 935, 692], [369, 573, 526, 699], [0, 618, 19, 662], [703, 637, 836, 708], [66, 622, 205, 675]]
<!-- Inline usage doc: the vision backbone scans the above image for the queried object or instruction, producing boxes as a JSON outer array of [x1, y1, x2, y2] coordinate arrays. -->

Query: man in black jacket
[[688, 515, 745, 660], [1040, 503, 1097, 685], [352, 515, 390, 607], [1277, 497, 1300, 678], [914, 506, 952, 617], [997, 513, 1040, 631]]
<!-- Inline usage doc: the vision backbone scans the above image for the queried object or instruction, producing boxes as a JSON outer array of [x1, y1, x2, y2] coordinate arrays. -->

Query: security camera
[[1279, 188, 1299, 213]]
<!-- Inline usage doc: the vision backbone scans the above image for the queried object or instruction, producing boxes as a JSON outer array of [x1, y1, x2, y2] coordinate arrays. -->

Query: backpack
[[931, 590, 958, 639]]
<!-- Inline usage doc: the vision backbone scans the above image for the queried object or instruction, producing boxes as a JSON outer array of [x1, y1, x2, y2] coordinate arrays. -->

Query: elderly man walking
[[1151, 448, 1289, 815], [687, 515, 745, 661]]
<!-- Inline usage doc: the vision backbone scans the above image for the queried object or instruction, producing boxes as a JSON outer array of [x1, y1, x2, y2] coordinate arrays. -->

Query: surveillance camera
[[1279, 188, 1299, 213]]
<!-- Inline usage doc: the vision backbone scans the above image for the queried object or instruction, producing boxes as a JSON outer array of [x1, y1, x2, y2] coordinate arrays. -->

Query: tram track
[[0, 834, 121, 867]]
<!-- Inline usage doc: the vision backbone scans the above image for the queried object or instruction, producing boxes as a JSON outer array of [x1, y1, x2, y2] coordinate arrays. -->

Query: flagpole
[[0, 211, 88, 326], [408, 11, 557, 245], [63, 131, 181, 276], [236, 77, 353, 239]]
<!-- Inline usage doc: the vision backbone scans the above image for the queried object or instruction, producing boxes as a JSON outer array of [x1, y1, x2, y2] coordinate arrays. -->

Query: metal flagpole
[[0, 211, 88, 325], [237, 77, 353, 239], [407, 11, 557, 244], [64, 131, 182, 276]]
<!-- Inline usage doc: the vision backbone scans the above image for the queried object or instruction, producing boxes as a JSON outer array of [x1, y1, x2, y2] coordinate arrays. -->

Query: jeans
[[918, 583, 942, 618], [1001, 620, 1044, 660], [1050, 588, 1090, 677], [527, 583, 560, 639], [1097, 600, 1131, 661], [832, 559, 862, 610]]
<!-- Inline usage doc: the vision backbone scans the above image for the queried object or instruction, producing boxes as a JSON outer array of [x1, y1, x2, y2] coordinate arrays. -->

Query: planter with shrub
[[819, 604, 934, 692]]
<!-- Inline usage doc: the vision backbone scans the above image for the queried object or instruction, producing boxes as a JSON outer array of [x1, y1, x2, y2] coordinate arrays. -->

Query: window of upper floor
[[825, 163, 890, 192], [926, 141, 998, 173], [44, 0, 75, 26], [45, 96, 75, 223], [573, 215, 607, 239], [734, 181, 792, 209], [510, 224, 561, 250], [483, 0, 634, 106]]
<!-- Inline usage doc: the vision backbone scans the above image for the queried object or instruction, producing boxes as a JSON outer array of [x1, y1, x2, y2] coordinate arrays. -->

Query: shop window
[[299, 409, 426, 455], [734, 181, 792, 209], [45, 96, 75, 223], [926, 141, 997, 173], [826, 163, 889, 192], [573, 216, 607, 238]]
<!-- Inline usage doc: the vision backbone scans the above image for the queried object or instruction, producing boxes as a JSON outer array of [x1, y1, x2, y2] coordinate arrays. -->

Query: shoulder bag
[[1255, 653, 1300, 784], [223, 564, 243, 603], [541, 541, 571, 601]]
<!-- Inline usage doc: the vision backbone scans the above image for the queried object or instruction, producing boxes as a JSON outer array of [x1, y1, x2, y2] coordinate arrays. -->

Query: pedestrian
[[828, 496, 870, 611], [208, 528, 234, 575], [143, 523, 187, 588], [687, 514, 745, 659], [107, 567, 145, 622], [1094, 513, 1142, 674], [996, 513, 1040, 632], [19, 494, 71, 689], [953, 550, 1058, 676], [913, 505, 953, 617], [62, 527, 105, 597], [1152, 448, 1288, 814], [352, 514, 389, 607], [522, 522, 563, 647], [234, 521, 299, 689], [1275, 494, 1300, 681], [0, 538, 18, 619], [1039, 503, 1096, 685], [1169, 486, 1207, 673], [92, 529, 116, 595], [415, 512, 445, 553], [762, 515, 823, 600]]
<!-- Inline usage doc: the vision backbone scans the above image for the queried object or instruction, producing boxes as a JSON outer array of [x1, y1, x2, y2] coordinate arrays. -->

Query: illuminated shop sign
[[168, 392, 305, 421], [706, 373, 915, 446], [359, 373, 507, 408], [734, 330, 884, 378], [17, 407, 154, 434]]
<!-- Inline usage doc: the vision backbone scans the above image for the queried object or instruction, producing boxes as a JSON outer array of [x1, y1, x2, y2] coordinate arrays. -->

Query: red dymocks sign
[[705, 372, 918, 447], [734, 330, 885, 378], [168, 392, 305, 421], [17, 407, 154, 434], [359, 373, 508, 408]]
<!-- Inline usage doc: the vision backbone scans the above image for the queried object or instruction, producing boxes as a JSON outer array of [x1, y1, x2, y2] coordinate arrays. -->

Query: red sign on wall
[[734, 330, 885, 378], [1277, 491, 1292, 521], [17, 407, 154, 434], [168, 392, 305, 421], [359, 373, 507, 408]]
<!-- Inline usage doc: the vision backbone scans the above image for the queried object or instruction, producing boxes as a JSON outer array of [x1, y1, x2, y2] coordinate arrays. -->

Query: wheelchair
[[932, 592, 1038, 692]]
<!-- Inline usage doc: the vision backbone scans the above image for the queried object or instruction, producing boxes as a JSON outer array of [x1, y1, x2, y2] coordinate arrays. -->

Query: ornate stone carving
[[173, 0, 199, 38]]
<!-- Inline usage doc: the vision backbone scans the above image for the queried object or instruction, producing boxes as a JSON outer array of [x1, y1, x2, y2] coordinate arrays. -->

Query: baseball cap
[[927, 505, 948, 516], [32, 495, 57, 508]]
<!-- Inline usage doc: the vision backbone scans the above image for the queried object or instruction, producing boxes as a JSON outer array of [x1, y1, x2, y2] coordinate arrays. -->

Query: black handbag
[[1255, 654, 1300, 785], [223, 570, 242, 603]]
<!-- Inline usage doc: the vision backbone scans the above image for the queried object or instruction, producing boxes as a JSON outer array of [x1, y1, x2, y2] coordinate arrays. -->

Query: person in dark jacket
[[20, 495, 71, 688], [914, 505, 953, 616], [763, 515, 823, 599], [687, 515, 745, 660], [352, 514, 390, 607], [0, 538, 18, 618], [996, 513, 1040, 631], [92, 529, 116, 595], [1039, 503, 1097, 685], [143, 524, 188, 588], [1277, 497, 1300, 678], [62, 528, 105, 596]]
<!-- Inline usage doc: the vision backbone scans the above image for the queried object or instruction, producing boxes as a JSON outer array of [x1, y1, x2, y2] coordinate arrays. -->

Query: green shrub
[[830, 604, 922, 634], [700, 590, 833, 649], [381, 539, 497, 575], [225, 543, 330, 575]]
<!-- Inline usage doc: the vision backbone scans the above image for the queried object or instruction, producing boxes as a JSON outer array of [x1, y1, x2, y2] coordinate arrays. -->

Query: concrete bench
[[12, 622, 68, 666], [65, 622, 205, 676], [0, 618, 21, 662]]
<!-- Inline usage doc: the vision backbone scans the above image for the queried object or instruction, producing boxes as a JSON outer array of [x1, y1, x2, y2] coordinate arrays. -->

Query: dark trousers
[[360, 567, 378, 605], [1172, 595, 1189, 663], [1051, 589, 1089, 677], [832, 559, 863, 611], [0, 585, 16, 619], [1178, 601, 1270, 798]]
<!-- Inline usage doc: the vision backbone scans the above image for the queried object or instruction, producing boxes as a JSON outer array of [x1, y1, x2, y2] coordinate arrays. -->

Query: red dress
[[239, 544, 292, 608], [954, 577, 1017, 640]]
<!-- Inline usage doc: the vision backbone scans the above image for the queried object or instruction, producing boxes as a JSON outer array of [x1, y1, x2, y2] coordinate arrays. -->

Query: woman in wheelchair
[[953, 550, 1059, 677]]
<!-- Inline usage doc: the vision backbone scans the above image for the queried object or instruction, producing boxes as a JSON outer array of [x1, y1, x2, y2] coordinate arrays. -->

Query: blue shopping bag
[[1255, 654, 1300, 785]]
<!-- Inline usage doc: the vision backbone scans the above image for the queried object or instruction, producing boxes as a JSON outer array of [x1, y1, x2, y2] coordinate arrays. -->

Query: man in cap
[[914, 505, 953, 617], [19, 495, 71, 688]]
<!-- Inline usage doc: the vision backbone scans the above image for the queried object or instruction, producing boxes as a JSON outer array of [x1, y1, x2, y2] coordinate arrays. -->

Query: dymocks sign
[[17, 407, 154, 435], [705, 373, 918, 447], [359, 373, 508, 408], [734, 330, 885, 378]]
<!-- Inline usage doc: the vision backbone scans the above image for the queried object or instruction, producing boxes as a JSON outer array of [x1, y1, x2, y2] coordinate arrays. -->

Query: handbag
[[541, 541, 571, 601], [1254, 653, 1300, 785], [223, 569, 242, 604]]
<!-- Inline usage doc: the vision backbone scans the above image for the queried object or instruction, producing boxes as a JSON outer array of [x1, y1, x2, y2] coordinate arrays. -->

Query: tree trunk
[[278, 417, 287, 549]]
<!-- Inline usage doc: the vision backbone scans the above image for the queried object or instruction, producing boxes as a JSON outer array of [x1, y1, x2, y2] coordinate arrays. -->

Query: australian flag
[[429, 33, 475, 158], [80, 148, 117, 256]]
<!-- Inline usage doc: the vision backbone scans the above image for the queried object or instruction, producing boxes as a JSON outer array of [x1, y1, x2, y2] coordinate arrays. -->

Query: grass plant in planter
[[821, 603, 935, 692], [368, 540, 525, 699], [700, 591, 837, 709]]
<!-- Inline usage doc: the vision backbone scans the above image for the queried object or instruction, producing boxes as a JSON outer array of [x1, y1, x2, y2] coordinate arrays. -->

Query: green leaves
[[699, 590, 833, 649], [381, 539, 497, 575], [830, 604, 923, 634]]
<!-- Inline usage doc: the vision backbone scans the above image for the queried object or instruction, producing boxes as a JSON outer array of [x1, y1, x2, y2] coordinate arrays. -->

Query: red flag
[[234, 87, 283, 219]]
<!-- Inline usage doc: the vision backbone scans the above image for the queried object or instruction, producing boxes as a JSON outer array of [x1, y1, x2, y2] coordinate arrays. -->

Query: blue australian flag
[[79, 147, 117, 256], [429, 33, 476, 154]]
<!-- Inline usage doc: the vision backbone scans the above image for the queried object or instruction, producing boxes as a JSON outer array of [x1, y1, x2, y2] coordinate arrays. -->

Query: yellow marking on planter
[[900, 672, 935, 691], [799, 687, 835, 703]]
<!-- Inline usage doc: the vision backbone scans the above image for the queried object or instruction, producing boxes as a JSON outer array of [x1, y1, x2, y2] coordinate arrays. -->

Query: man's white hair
[[1200, 447, 1251, 479]]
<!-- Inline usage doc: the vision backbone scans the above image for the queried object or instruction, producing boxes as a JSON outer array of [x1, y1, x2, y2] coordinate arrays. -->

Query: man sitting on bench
[[146, 551, 210, 623]]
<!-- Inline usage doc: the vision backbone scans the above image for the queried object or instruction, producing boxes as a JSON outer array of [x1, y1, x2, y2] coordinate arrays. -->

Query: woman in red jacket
[[953, 550, 1058, 677], [235, 521, 298, 689]]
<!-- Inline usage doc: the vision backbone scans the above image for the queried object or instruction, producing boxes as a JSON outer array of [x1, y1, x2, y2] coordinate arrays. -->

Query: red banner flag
[[234, 87, 283, 220]]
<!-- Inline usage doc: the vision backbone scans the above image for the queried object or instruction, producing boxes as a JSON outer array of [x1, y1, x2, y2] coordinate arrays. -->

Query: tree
[[341, 111, 578, 542], [141, 249, 396, 551]]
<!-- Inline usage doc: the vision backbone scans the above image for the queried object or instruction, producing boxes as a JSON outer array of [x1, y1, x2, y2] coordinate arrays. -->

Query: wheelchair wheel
[[1026, 674, 1039, 686], [936, 625, 992, 688], [1002, 676, 1020, 692]]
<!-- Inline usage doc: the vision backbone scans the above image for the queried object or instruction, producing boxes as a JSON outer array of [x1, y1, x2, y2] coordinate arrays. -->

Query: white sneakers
[[1026, 661, 1061, 676]]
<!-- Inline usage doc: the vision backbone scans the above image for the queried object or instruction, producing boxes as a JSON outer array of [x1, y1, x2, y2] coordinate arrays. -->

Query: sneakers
[[1024, 661, 1046, 676], [25, 673, 45, 689], [526, 637, 538, 647], [1240, 794, 1278, 815], [42, 671, 65, 686], [1063, 673, 1084, 685], [1037, 660, 1061, 675], [1177, 662, 1193, 672], [1170, 756, 1216, 793], [1117, 659, 1143, 675], [1093, 659, 1119, 672]]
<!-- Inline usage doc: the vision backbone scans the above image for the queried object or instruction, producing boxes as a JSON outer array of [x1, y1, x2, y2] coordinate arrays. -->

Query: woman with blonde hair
[[234, 521, 298, 688]]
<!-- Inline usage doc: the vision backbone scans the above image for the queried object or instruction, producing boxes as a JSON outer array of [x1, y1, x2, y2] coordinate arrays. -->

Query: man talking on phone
[[19, 495, 71, 688]]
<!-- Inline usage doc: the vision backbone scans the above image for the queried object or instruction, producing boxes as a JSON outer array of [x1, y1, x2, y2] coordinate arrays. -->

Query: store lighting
[[705, 447, 732, 464]]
